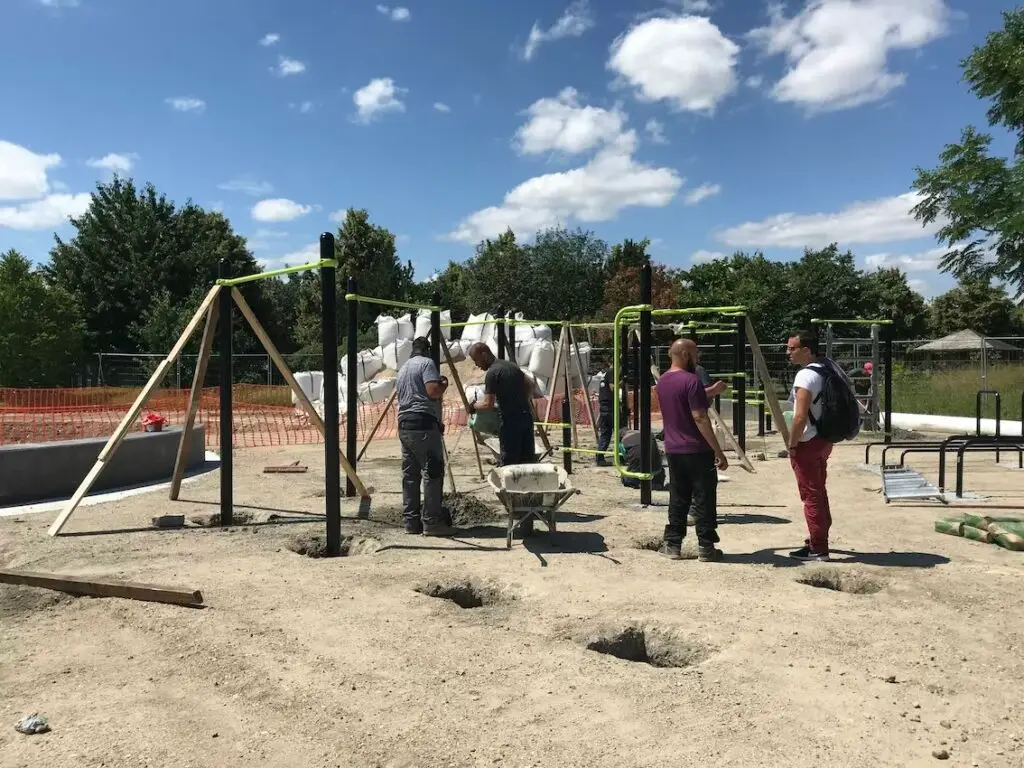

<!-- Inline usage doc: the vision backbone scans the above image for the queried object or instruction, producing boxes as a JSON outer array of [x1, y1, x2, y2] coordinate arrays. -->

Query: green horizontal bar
[[536, 421, 571, 428], [216, 259, 338, 286], [509, 319, 562, 326], [553, 446, 616, 456], [812, 318, 894, 325], [573, 322, 616, 329], [652, 306, 747, 317], [345, 294, 440, 312]]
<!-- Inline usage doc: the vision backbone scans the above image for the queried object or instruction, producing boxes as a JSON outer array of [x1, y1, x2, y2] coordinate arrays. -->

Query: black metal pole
[[345, 277, 358, 497], [320, 234, 341, 555], [430, 291, 441, 369], [734, 314, 746, 452], [713, 335, 722, 412], [496, 305, 506, 360], [883, 325, 893, 444], [639, 262, 653, 506], [218, 260, 233, 527], [562, 397, 572, 474], [508, 309, 516, 365]]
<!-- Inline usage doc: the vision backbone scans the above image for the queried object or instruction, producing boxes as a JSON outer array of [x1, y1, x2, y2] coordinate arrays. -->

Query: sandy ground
[[2, 423, 1023, 768]]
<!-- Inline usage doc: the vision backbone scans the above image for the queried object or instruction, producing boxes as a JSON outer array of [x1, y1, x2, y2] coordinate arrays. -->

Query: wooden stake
[[568, 325, 599, 443], [170, 300, 219, 500], [561, 326, 580, 449], [744, 316, 790, 448], [543, 329, 566, 426], [231, 288, 369, 497], [48, 286, 222, 537], [437, 334, 485, 480], [0, 569, 203, 607], [357, 389, 397, 461]]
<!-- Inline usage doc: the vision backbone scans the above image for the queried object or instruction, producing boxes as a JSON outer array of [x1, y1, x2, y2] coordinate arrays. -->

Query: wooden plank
[[744, 316, 790, 448], [569, 325, 600, 443], [231, 288, 370, 498], [170, 300, 219, 500], [543, 329, 566, 426], [0, 569, 203, 607], [437, 331, 485, 480], [357, 388, 397, 462], [263, 465, 308, 474]]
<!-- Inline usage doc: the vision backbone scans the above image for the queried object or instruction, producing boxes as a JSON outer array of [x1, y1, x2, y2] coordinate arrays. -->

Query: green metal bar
[[651, 305, 747, 317], [553, 446, 615, 456], [216, 259, 338, 286], [345, 293, 440, 312], [614, 303, 654, 481], [508, 319, 562, 326], [811, 318, 894, 325], [536, 421, 571, 428]]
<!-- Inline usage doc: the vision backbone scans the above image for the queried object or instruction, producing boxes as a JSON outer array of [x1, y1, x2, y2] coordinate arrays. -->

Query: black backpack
[[806, 358, 861, 443]]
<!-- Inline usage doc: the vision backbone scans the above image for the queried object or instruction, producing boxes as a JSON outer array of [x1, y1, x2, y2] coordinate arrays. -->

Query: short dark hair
[[789, 330, 818, 355], [411, 336, 431, 357]]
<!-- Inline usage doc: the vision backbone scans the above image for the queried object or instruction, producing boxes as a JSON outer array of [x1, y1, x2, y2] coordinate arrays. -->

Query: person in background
[[395, 336, 451, 536], [596, 364, 615, 466], [785, 330, 833, 562], [655, 338, 729, 563]]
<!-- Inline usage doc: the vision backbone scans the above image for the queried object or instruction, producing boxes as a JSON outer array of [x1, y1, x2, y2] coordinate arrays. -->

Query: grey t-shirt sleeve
[[420, 359, 441, 385]]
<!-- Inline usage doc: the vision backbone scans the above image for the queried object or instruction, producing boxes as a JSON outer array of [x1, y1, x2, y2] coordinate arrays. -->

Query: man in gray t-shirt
[[395, 337, 450, 536]]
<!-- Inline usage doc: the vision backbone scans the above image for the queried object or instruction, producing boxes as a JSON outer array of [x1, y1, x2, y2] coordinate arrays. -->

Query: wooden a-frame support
[[48, 283, 370, 537], [542, 323, 599, 448]]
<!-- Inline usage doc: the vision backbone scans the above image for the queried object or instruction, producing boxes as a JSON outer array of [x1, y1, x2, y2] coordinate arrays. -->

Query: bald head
[[468, 342, 496, 371], [669, 338, 699, 373]]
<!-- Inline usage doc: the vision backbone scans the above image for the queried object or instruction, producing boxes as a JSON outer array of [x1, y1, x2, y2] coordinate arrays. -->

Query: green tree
[[45, 176, 266, 354], [605, 237, 650, 277], [927, 277, 1023, 337], [786, 244, 865, 329], [861, 268, 929, 338], [0, 249, 85, 386], [525, 227, 608, 320], [415, 261, 471, 327], [910, 8, 1024, 298], [463, 229, 535, 316]]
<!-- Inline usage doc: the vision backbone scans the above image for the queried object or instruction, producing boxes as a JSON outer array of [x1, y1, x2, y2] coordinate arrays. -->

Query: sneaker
[[422, 524, 457, 537], [404, 521, 423, 535], [788, 545, 830, 562], [658, 543, 682, 560], [698, 546, 724, 562]]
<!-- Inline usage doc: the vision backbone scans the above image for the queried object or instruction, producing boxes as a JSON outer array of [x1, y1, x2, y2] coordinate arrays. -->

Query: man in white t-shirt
[[785, 330, 833, 562]]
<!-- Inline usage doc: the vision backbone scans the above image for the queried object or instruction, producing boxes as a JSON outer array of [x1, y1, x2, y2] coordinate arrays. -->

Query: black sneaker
[[788, 545, 829, 562], [698, 546, 724, 562], [422, 524, 456, 537], [404, 521, 423, 535], [658, 543, 682, 560]]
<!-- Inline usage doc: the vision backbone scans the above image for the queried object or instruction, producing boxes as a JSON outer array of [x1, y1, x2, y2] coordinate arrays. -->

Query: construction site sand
[[2, 431, 1023, 767]]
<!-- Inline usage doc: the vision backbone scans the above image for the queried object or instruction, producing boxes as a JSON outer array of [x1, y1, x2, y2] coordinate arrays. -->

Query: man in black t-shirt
[[466, 342, 537, 466]]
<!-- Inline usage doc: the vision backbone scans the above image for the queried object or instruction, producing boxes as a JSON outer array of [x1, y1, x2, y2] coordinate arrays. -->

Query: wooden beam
[[231, 288, 370, 498], [48, 286, 222, 537], [744, 316, 790, 448], [170, 300, 219, 500], [568, 325, 600, 444], [357, 389, 397, 462], [0, 569, 203, 608], [436, 332, 485, 480], [543, 329, 566, 426]]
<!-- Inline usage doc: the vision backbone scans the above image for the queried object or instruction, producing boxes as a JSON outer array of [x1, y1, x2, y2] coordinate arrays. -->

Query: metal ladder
[[880, 466, 947, 503]]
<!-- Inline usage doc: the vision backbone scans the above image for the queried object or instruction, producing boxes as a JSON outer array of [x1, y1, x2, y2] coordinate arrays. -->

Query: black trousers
[[597, 408, 614, 463], [664, 452, 719, 549], [499, 419, 536, 466]]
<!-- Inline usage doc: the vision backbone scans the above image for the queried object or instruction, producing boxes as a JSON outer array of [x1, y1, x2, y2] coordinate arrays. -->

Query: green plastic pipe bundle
[[934, 514, 1024, 551]]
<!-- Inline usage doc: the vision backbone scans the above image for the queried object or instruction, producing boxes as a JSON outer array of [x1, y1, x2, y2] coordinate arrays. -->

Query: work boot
[[422, 523, 456, 537], [698, 545, 724, 562], [658, 542, 682, 560], [404, 517, 423, 535]]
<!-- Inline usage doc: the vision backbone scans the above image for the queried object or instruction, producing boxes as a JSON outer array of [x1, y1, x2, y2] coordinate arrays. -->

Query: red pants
[[790, 437, 833, 553]]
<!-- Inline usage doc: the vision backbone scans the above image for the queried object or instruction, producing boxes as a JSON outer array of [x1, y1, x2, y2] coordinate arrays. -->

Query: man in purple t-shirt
[[655, 338, 729, 562]]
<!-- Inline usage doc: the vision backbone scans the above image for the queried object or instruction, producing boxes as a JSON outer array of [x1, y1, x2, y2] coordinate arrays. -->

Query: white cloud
[[746, 75, 764, 88], [684, 182, 721, 205], [251, 198, 313, 222], [328, 208, 348, 224], [86, 153, 138, 173], [716, 191, 943, 248], [218, 178, 274, 196], [260, 33, 280, 46], [376, 5, 410, 21], [522, 1, 595, 61], [290, 101, 314, 114], [691, 249, 726, 264], [37, 0, 80, 7], [259, 241, 319, 271], [446, 131, 682, 243], [0, 140, 63, 200], [0, 193, 91, 230], [166, 97, 206, 113], [514, 87, 627, 156], [645, 118, 668, 145], [608, 15, 740, 113], [677, 0, 713, 10], [273, 56, 306, 76], [433, 102, 452, 113], [864, 247, 948, 272], [353, 78, 407, 123], [747, 0, 952, 112]]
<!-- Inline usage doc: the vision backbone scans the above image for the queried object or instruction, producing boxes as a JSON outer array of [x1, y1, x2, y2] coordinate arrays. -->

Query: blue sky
[[0, 0, 1016, 299]]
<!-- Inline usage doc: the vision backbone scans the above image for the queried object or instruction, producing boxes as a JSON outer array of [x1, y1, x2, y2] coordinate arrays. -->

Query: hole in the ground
[[287, 535, 381, 558], [585, 625, 712, 668], [796, 568, 883, 595], [414, 579, 502, 609]]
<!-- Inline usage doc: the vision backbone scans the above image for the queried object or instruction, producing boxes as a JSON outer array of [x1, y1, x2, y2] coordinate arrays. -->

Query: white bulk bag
[[375, 315, 399, 348], [462, 312, 485, 343], [415, 308, 453, 341], [533, 374, 549, 397], [359, 377, 396, 404], [465, 384, 487, 405], [397, 313, 414, 341], [514, 312, 536, 341], [383, 339, 412, 371], [292, 371, 323, 405], [447, 339, 466, 362], [478, 313, 496, 344], [528, 339, 555, 380], [373, 345, 384, 360], [588, 370, 605, 395], [516, 338, 537, 367], [532, 324, 552, 341]]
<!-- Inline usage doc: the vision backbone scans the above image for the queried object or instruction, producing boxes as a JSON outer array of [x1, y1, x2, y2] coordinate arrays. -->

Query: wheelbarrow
[[486, 464, 580, 549]]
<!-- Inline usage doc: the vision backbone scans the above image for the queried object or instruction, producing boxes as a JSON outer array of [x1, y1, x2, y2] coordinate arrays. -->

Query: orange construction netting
[[0, 386, 629, 448]]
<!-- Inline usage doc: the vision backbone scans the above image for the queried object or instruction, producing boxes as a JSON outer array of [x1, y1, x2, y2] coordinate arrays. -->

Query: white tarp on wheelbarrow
[[487, 464, 579, 549]]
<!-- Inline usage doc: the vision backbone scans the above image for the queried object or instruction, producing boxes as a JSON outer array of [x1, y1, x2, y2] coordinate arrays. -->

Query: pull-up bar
[[811, 318, 894, 325], [216, 259, 339, 286]]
